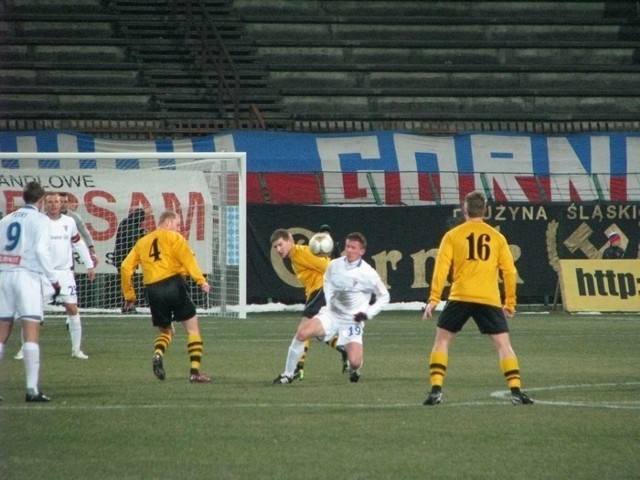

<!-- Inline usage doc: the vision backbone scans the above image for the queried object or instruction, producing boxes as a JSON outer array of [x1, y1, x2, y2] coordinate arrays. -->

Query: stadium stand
[[234, 0, 640, 132], [0, 0, 639, 136], [0, 0, 278, 136], [0, 0, 159, 136], [106, 0, 280, 127]]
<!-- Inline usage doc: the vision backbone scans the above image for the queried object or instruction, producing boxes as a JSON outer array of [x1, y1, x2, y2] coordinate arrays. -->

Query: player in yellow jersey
[[422, 191, 533, 406], [270, 228, 347, 383], [121, 211, 212, 383]]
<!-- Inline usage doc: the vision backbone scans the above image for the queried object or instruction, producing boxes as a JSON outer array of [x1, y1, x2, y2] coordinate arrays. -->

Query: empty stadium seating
[[0, 0, 157, 126], [1, 0, 639, 135], [234, 0, 640, 130], [107, 0, 280, 122], [0, 0, 280, 134]]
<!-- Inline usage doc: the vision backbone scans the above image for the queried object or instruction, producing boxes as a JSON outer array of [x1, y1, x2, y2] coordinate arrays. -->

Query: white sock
[[0, 342, 5, 362], [68, 314, 82, 352], [23, 342, 40, 395], [284, 339, 306, 378]]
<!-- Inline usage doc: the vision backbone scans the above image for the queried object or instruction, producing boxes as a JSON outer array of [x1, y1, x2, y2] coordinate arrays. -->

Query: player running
[[121, 210, 212, 383]]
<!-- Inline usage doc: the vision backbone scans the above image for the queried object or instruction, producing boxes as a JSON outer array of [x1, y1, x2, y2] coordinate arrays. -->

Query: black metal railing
[[182, 0, 241, 128]]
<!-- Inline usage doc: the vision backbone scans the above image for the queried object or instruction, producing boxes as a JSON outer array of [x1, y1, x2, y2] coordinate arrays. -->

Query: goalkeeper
[[270, 228, 347, 381], [113, 208, 147, 312], [121, 211, 211, 384]]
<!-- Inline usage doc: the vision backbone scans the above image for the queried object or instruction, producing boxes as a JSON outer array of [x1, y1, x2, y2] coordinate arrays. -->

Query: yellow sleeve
[[499, 240, 518, 310], [174, 234, 206, 286], [428, 232, 453, 305]]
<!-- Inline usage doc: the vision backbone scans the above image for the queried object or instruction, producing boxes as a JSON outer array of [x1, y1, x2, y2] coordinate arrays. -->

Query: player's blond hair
[[158, 210, 178, 224]]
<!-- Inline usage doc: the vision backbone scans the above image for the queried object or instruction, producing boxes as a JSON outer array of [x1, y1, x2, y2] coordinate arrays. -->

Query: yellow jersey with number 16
[[429, 220, 517, 310]]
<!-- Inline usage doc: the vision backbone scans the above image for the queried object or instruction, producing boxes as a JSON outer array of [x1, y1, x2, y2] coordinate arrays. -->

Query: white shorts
[[0, 270, 48, 322], [52, 269, 77, 304], [316, 306, 365, 346]]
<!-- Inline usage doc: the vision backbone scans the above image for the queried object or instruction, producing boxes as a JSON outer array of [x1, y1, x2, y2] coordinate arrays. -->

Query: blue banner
[[1, 130, 639, 204]]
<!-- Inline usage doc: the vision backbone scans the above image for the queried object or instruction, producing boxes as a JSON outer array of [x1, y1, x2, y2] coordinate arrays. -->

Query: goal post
[[0, 151, 247, 319]]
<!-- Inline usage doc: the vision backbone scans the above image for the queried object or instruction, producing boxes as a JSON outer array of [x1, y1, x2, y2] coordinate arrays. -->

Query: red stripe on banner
[[343, 172, 367, 200], [247, 172, 631, 204], [262, 173, 323, 204], [458, 174, 475, 202], [569, 181, 581, 201], [417, 172, 441, 202], [385, 172, 401, 204], [493, 180, 508, 203], [247, 174, 264, 203], [611, 176, 627, 201], [516, 176, 551, 202]]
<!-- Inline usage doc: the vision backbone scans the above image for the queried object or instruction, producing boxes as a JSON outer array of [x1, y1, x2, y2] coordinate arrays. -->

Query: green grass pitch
[[1, 310, 638, 479]]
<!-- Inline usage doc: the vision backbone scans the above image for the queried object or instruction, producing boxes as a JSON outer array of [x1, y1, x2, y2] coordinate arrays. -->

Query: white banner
[[0, 169, 213, 273]]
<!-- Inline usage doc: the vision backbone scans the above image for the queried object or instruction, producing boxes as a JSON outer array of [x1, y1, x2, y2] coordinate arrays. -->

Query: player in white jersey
[[45, 192, 96, 359], [59, 192, 99, 267], [14, 192, 97, 360], [273, 232, 390, 384], [0, 181, 59, 402]]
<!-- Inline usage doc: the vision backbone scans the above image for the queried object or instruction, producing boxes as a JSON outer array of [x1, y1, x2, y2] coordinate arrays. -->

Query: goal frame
[[0, 151, 247, 319]]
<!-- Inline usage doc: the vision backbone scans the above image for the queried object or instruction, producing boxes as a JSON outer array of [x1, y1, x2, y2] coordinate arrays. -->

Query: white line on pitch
[[3, 382, 638, 411], [491, 381, 640, 409], [0, 400, 510, 411]]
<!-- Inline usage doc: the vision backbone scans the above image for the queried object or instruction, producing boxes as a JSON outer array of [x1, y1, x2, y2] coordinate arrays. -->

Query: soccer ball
[[308, 232, 334, 256]]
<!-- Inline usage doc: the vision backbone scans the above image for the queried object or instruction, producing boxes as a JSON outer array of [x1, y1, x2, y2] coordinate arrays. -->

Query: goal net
[[0, 151, 247, 319]]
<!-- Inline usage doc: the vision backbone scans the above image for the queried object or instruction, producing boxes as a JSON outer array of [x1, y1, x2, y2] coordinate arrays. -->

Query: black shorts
[[302, 288, 326, 318], [145, 275, 197, 328], [437, 300, 509, 335]]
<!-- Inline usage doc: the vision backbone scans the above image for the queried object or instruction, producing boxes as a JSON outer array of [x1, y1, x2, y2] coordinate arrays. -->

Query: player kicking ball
[[273, 232, 389, 384]]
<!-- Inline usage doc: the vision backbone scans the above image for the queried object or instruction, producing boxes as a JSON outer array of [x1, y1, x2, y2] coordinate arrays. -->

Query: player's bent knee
[[294, 318, 322, 341], [294, 330, 313, 342]]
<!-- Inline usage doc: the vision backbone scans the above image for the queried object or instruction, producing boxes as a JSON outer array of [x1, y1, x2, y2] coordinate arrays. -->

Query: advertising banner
[[559, 260, 640, 312], [248, 203, 640, 304], [0, 169, 214, 273]]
